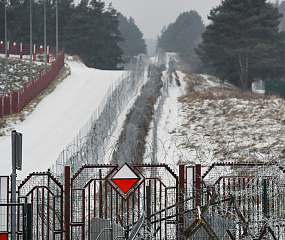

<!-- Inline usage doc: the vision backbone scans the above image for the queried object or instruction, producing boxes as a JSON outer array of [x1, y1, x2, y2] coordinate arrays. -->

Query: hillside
[[0, 58, 125, 180]]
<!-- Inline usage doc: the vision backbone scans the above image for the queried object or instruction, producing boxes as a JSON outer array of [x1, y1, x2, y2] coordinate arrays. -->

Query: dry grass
[[69, 55, 82, 62], [170, 71, 285, 163], [180, 80, 271, 104]]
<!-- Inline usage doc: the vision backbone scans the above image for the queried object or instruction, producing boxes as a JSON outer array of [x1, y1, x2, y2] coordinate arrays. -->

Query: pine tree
[[157, 11, 205, 72], [117, 13, 146, 63], [196, 0, 285, 89]]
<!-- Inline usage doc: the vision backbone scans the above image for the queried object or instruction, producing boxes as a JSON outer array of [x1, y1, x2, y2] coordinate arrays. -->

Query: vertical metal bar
[[257, 178, 260, 223], [164, 188, 167, 240], [31, 191, 34, 240], [271, 179, 274, 217], [36, 188, 39, 240], [56, 0, 58, 58], [94, 180, 96, 218], [121, 195, 123, 221], [252, 177, 255, 225], [41, 189, 44, 240], [110, 187, 113, 223], [11, 131, 17, 240], [132, 192, 135, 224], [179, 165, 185, 235], [53, 196, 55, 239], [88, 184, 90, 240], [21, 203, 25, 240], [160, 182, 162, 240], [61, 188, 64, 240], [238, 177, 241, 238], [263, 178, 268, 217], [146, 185, 151, 240], [115, 191, 118, 224], [47, 186, 50, 239], [195, 164, 201, 207], [5, 0, 8, 94], [64, 166, 70, 240], [105, 181, 107, 219], [44, 0, 47, 69], [30, 0, 33, 81], [154, 180, 157, 232], [137, 184, 140, 220], [82, 191, 85, 240], [99, 170, 102, 218], [127, 195, 129, 225], [27, 203, 32, 240]]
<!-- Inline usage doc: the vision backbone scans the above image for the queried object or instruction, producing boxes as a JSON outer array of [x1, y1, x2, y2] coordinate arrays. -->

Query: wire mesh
[[51, 54, 150, 183]]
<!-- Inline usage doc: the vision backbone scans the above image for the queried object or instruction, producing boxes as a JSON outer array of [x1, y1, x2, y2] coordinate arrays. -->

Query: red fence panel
[[0, 42, 56, 58], [0, 49, 64, 118], [3, 95, 10, 116], [11, 91, 18, 114], [0, 95, 2, 118]]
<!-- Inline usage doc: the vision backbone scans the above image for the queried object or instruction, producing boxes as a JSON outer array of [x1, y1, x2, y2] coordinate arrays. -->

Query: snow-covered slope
[[146, 71, 285, 173], [0, 60, 125, 179]]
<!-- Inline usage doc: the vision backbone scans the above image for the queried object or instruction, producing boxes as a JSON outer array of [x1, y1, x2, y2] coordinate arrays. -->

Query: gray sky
[[103, 0, 276, 39]]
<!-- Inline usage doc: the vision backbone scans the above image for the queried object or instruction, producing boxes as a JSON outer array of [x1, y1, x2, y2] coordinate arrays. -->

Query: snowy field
[[1, 53, 285, 181], [0, 59, 125, 179], [145, 70, 285, 173]]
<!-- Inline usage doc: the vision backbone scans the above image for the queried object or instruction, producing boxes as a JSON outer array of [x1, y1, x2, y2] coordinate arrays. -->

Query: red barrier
[[1, 49, 65, 117], [11, 91, 18, 114], [0, 96, 2, 118], [3, 95, 10, 116], [0, 42, 57, 60]]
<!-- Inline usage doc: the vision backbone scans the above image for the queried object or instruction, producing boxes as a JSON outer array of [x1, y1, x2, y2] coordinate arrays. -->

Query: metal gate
[[16, 164, 181, 240], [18, 171, 64, 239], [10, 162, 285, 239], [68, 163, 180, 239]]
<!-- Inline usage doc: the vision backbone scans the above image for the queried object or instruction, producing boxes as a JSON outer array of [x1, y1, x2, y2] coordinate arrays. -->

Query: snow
[[148, 69, 285, 174], [0, 60, 125, 180], [1, 53, 285, 181]]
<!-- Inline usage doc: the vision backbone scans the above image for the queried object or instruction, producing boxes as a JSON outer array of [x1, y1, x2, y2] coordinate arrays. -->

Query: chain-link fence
[[50, 54, 150, 183]]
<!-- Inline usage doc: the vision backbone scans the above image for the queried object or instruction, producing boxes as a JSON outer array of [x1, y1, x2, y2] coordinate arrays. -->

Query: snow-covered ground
[[0, 59, 125, 179], [1, 53, 285, 181], [146, 70, 285, 173]]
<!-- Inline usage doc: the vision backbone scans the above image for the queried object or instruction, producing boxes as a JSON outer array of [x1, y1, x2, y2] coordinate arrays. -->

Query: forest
[[0, 0, 146, 69]]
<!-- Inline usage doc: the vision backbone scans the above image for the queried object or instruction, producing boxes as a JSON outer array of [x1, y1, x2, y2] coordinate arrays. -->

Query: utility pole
[[56, 0, 58, 58], [30, 0, 33, 80], [4, 0, 8, 94], [44, 0, 47, 69], [11, 130, 22, 240]]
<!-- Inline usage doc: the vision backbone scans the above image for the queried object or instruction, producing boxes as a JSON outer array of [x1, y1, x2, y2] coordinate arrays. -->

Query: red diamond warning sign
[[111, 164, 139, 194]]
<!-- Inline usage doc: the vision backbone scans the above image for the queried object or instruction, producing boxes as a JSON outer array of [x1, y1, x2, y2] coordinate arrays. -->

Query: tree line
[[0, 0, 146, 69], [157, 0, 285, 90]]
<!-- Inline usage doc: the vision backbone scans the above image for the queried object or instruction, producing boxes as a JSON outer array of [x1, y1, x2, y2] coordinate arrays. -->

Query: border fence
[[51, 54, 150, 182], [0, 49, 64, 118], [1, 51, 285, 239], [1, 158, 285, 239], [0, 42, 57, 61]]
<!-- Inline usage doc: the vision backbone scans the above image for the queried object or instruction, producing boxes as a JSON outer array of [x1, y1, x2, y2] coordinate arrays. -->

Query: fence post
[[26, 203, 32, 240], [146, 184, 151, 240], [263, 178, 268, 217], [179, 165, 185, 236], [65, 166, 70, 240], [195, 164, 201, 207]]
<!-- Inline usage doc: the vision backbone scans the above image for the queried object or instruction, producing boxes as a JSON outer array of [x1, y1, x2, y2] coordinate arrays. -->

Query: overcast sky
[[103, 0, 277, 39]]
